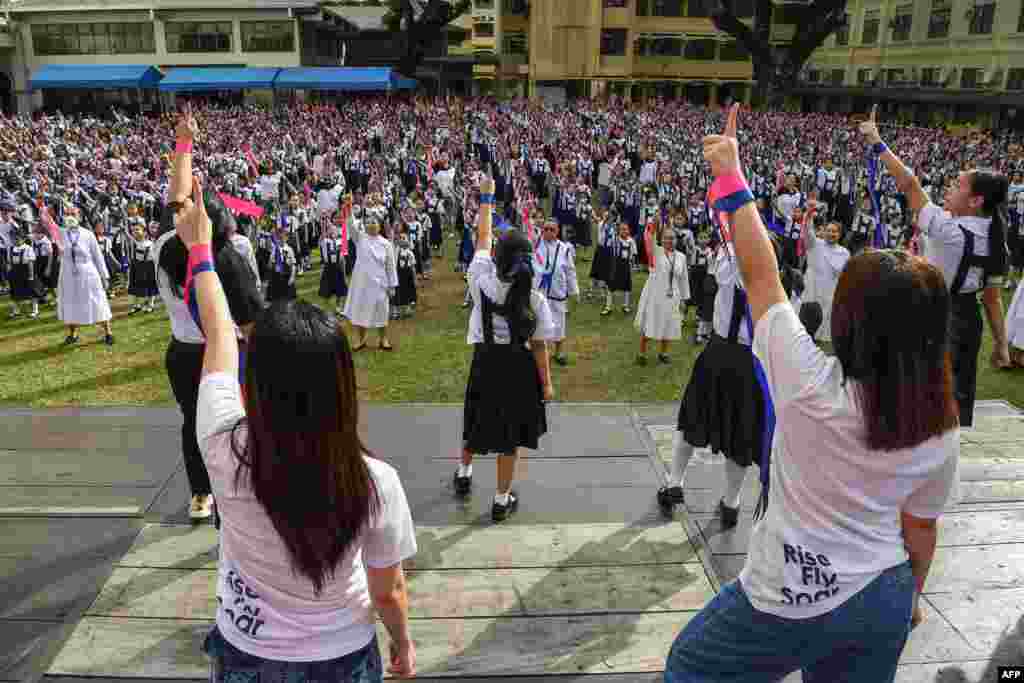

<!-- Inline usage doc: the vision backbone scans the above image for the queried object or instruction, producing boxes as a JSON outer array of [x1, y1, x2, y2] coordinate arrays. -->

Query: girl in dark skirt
[[658, 245, 765, 529], [32, 226, 57, 306], [94, 222, 121, 293], [589, 209, 615, 298], [127, 224, 158, 313], [318, 227, 348, 314], [455, 177, 555, 523], [8, 233, 42, 318], [602, 222, 636, 315], [266, 224, 297, 302], [393, 229, 418, 317]]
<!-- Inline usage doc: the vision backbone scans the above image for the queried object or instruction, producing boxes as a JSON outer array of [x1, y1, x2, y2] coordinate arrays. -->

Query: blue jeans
[[203, 626, 383, 683], [664, 561, 914, 683]]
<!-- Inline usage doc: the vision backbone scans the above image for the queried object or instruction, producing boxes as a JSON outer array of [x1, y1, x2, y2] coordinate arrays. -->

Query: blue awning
[[159, 68, 281, 92], [274, 67, 417, 91], [29, 64, 163, 90]]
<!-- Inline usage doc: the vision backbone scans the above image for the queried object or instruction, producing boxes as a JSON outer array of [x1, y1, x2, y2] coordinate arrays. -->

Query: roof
[[158, 67, 281, 92], [274, 67, 416, 91], [322, 5, 388, 31], [29, 64, 163, 90]]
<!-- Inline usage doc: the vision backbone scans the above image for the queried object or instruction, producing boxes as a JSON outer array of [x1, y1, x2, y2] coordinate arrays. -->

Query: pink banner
[[38, 200, 63, 251], [339, 201, 351, 256], [218, 193, 264, 218]]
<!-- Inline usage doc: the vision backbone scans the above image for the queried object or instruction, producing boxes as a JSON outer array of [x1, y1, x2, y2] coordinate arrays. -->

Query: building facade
[[0, 0, 357, 114], [464, 0, 758, 105], [800, 0, 1024, 128]]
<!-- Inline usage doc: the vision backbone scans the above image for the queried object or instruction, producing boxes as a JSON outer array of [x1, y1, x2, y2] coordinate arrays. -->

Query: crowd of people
[[1, 94, 1023, 681]]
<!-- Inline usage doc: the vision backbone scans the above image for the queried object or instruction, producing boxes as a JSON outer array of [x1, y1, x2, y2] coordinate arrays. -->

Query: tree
[[710, 0, 848, 105], [383, 0, 472, 77]]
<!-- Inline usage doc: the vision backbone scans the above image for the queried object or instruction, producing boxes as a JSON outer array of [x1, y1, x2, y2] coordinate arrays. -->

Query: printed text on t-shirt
[[780, 543, 839, 606]]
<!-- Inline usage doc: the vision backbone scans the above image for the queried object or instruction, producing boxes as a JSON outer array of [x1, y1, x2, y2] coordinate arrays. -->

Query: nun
[[635, 223, 690, 365], [801, 215, 850, 343], [342, 197, 398, 352], [45, 202, 114, 346]]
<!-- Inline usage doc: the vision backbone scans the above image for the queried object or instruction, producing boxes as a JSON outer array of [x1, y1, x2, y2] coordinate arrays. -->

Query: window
[[886, 68, 904, 85], [165, 21, 231, 52], [921, 67, 940, 85], [718, 40, 750, 61], [32, 22, 155, 55], [835, 14, 849, 44], [961, 67, 980, 88], [861, 9, 879, 44], [604, 0, 629, 6], [505, 0, 529, 13], [684, 38, 716, 60], [858, 68, 873, 84], [474, 22, 495, 37], [636, 0, 685, 15], [600, 28, 627, 55], [241, 21, 293, 52], [1007, 68, 1024, 89], [968, 0, 995, 34], [474, 0, 495, 8], [806, 69, 820, 82], [829, 68, 845, 85], [502, 30, 527, 54], [928, 0, 950, 37], [635, 34, 685, 56], [891, 5, 912, 41]]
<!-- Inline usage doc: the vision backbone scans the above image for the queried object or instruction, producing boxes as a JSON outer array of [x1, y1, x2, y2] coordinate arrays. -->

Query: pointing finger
[[724, 103, 739, 138]]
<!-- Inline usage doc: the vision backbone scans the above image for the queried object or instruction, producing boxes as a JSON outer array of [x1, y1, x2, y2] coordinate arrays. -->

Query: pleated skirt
[[463, 343, 548, 454]]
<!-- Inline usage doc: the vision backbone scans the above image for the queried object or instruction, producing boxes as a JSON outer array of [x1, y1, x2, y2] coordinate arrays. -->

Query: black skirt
[[9, 264, 43, 301], [463, 343, 548, 454], [128, 260, 158, 297], [266, 270, 296, 301], [319, 261, 348, 298], [394, 265, 417, 306], [688, 264, 707, 307], [699, 272, 717, 322], [590, 245, 613, 283], [677, 334, 765, 467], [608, 255, 633, 293]]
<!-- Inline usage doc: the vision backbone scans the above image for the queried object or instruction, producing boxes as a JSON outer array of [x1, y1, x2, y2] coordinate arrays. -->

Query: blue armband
[[712, 188, 756, 215], [479, 193, 495, 204], [871, 142, 889, 157]]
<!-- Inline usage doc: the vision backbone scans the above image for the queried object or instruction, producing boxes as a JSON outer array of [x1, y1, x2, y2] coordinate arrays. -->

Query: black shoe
[[63, 335, 79, 346], [658, 354, 671, 364], [718, 499, 739, 530], [657, 486, 685, 508], [554, 354, 568, 366], [635, 354, 648, 366], [492, 491, 518, 522], [104, 334, 115, 346], [453, 470, 472, 497]]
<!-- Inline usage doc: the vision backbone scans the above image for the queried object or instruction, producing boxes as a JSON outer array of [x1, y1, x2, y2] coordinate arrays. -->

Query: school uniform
[[127, 238, 158, 298], [590, 220, 616, 286], [318, 237, 348, 300], [608, 237, 636, 294], [255, 229, 273, 284], [266, 239, 297, 302], [846, 210, 876, 255], [677, 246, 765, 467], [635, 246, 690, 341], [462, 250, 555, 455], [803, 230, 850, 343], [918, 203, 998, 427], [394, 244, 418, 309], [8, 243, 42, 302], [32, 234, 58, 296], [534, 238, 579, 342]]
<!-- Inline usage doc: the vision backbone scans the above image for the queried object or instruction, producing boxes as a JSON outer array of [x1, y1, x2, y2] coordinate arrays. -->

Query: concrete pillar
[[709, 83, 719, 109], [743, 83, 752, 106]]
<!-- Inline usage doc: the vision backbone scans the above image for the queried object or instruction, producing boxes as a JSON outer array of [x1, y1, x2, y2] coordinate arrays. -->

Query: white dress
[[1007, 281, 1024, 351], [634, 247, 690, 341], [804, 230, 850, 343], [56, 227, 112, 325], [342, 224, 398, 329]]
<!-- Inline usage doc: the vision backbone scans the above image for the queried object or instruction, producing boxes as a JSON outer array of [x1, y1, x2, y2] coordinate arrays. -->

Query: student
[[861, 107, 1011, 426], [393, 228, 418, 319], [127, 222, 158, 314], [31, 225, 57, 307], [533, 219, 579, 366], [318, 225, 348, 315], [602, 222, 636, 315], [266, 223, 297, 303], [455, 176, 555, 523], [589, 207, 615, 299], [8, 229, 41, 319], [634, 223, 689, 365]]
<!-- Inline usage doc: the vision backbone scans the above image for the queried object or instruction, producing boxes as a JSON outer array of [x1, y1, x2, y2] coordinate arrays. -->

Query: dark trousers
[[165, 339, 212, 496], [951, 294, 983, 428]]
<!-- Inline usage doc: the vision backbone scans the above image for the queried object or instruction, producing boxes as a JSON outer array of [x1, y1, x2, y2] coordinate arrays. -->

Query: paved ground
[[1, 402, 1022, 682]]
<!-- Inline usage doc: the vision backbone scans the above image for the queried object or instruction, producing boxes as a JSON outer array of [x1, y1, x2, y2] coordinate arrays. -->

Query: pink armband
[[175, 138, 194, 155], [187, 243, 213, 270], [709, 171, 749, 204]]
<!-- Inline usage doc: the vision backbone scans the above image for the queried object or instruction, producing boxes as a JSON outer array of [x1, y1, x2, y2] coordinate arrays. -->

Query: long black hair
[[493, 229, 537, 345], [157, 190, 235, 299], [969, 170, 1010, 281]]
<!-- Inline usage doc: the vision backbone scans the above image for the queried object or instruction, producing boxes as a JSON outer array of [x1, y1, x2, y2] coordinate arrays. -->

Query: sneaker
[[657, 486, 685, 508], [453, 470, 472, 497], [8, 311, 18, 319], [63, 335, 79, 345], [104, 334, 115, 346], [491, 490, 518, 522], [144, 305, 154, 313], [601, 307, 612, 316], [130, 305, 141, 314], [635, 354, 648, 366], [189, 494, 213, 521], [29, 312, 38, 319], [623, 306, 631, 314], [718, 498, 739, 530]]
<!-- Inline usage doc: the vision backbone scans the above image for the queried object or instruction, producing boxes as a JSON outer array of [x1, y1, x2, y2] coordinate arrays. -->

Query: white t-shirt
[[918, 203, 994, 294], [740, 303, 960, 619], [197, 372, 417, 661], [258, 173, 283, 202], [467, 251, 556, 344]]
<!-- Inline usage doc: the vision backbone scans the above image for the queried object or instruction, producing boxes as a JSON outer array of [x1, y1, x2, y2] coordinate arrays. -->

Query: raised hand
[[479, 174, 495, 195], [702, 103, 742, 178], [859, 104, 882, 145]]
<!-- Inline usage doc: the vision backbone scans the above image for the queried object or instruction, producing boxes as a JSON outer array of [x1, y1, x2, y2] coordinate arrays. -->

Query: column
[[743, 83, 752, 105], [709, 82, 719, 109]]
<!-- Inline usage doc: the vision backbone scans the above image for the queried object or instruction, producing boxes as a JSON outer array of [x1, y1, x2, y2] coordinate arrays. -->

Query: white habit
[[533, 238, 579, 342], [635, 246, 690, 341], [1008, 281, 1024, 352], [342, 223, 398, 328], [56, 226, 112, 325], [804, 228, 850, 343]]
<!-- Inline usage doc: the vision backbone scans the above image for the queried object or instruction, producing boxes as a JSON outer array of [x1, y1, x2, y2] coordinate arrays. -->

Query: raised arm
[[800, 207, 819, 252], [476, 175, 495, 252], [170, 107, 197, 206], [703, 105, 788, 326], [859, 106, 929, 216]]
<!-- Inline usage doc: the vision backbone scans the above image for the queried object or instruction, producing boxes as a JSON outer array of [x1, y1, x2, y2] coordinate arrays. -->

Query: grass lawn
[[0, 247, 1020, 408]]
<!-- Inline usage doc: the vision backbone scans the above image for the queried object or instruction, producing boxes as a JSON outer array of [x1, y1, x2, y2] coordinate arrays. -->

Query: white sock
[[623, 292, 631, 307], [31, 301, 38, 316], [457, 463, 473, 477], [670, 433, 695, 488], [494, 491, 510, 505], [606, 291, 613, 308], [723, 459, 748, 509]]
